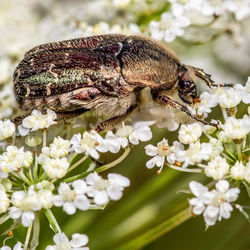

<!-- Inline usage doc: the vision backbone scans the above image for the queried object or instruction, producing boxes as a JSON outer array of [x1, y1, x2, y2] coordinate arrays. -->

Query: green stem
[[63, 147, 131, 183], [43, 129, 47, 148], [30, 212, 40, 250], [96, 147, 131, 173], [0, 214, 10, 225], [168, 164, 202, 173], [18, 169, 32, 185], [24, 222, 33, 250], [68, 154, 89, 172], [236, 144, 242, 161], [118, 207, 191, 250], [44, 209, 61, 233]]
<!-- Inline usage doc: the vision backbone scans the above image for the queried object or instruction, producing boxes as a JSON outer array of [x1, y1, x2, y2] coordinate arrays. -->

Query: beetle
[[14, 34, 224, 131]]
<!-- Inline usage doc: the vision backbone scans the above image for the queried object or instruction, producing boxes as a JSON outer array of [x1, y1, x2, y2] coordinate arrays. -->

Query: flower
[[204, 156, 229, 180], [9, 188, 42, 227], [189, 180, 240, 226], [116, 121, 154, 145], [178, 123, 202, 144], [45, 232, 89, 250], [0, 188, 10, 213], [230, 161, 246, 180], [53, 181, 90, 215], [19, 109, 57, 135], [149, 12, 190, 42], [42, 136, 71, 158], [213, 87, 241, 108], [145, 139, 183, 170], [193, 92, 217, 117], [245, 161, 250, 183], [86, 172, 130, 205], [1, 242, 23, 250], [98, 131, 128, 154], [0, 146, 33, 173], [177, 142, 212, 168], [70, 131, 104, 159], [0, 119, 15, 140], [42, 157, 70, 179], [221, 116, 249, 140]]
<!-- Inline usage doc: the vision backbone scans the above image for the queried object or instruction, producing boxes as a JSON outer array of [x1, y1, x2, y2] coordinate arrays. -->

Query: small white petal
[[71, 233, 89, 247], [93, 190, 109, 205], [22, 211, 35, 227], [53, 233, 69, 244], [63, 202, 76, 215], [74, 195, 90, 211], [216, 180, 229, 193]]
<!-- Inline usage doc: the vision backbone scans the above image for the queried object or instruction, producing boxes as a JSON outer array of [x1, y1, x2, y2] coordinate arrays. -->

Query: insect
[[14, 34, 226, 131]]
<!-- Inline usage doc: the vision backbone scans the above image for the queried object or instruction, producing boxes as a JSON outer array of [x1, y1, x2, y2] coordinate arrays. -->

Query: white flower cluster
[[1, 171, 130, 227], [70, 121, 154, 159], [189, 180, 240, 226], [149, 0, 250, 42], [18, 109, 57, 136], [46, 232, 89, 250]]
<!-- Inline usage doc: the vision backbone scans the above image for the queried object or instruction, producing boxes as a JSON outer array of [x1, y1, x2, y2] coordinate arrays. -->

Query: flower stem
[[68, 154, 89, 172], [0, 214, 9, 225], [30, 212, 40, 250], [18, 169, 32, 185], [118, 207, 191, 250], [96, 147, 131, 173], [236, 144, 242, 161], [43, 129, 47, 148], [168, 164, 202, 173], [44, 209, 61, 233], [24, 222, 33, 250]]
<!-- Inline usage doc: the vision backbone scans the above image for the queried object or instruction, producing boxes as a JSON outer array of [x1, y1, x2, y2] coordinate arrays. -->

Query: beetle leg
[[156, 95, 219, 129], [95, 105, 137, 132]]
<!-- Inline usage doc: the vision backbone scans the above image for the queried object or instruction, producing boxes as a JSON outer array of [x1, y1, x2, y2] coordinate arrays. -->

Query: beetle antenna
[[191, 66, 234, 88]]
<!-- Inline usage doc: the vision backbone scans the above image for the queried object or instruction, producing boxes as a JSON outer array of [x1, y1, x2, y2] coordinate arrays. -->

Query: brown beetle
[[14, 34, 224, 131]]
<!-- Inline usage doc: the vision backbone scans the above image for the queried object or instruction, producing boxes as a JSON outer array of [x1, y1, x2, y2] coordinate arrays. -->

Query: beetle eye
[[179, 80, 192, 89]]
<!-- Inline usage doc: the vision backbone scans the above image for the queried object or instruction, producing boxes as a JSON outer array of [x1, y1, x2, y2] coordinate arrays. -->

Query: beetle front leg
[[95, 105, 137, 132], [156, 95, 219, 128]]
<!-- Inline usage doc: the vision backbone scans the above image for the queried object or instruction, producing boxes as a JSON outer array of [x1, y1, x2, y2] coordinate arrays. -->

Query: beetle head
[[177, 65, 198, 104]]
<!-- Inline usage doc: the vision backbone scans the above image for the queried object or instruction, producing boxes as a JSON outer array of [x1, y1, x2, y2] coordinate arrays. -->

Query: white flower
[[234, 82, 250, 104], [0, 188, 10, 213], [204, 156, 229, 180], [145, 139, 183, 170], [0, 146, 33, 173], [54, 181, 90, 215], [86, 172, 130, 205], [9, 188, 42, 227], [45, 232, 89, 250], [177, 142, 212, 168], [21, 109, 57, 134], [97, 131, 128, 154], [208, 138, 224, 159], [116, 121, 154, 145], [193, 92, 217, 117], [230, 161, 245, 180], [38, 189, 54, 209], [70, 131, 104, 159], [178, 123, 202, 144], [42, 157, 70, 179], [149, 12, 190, 42], [213, 87, 241, 108], [189, 180, 240, 226], [221, 116, 249, 140], [148, 106, 180, 131], [43, 136, 71, 158], [0, 119, 15, 140], [1, 242, 23, 250]]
